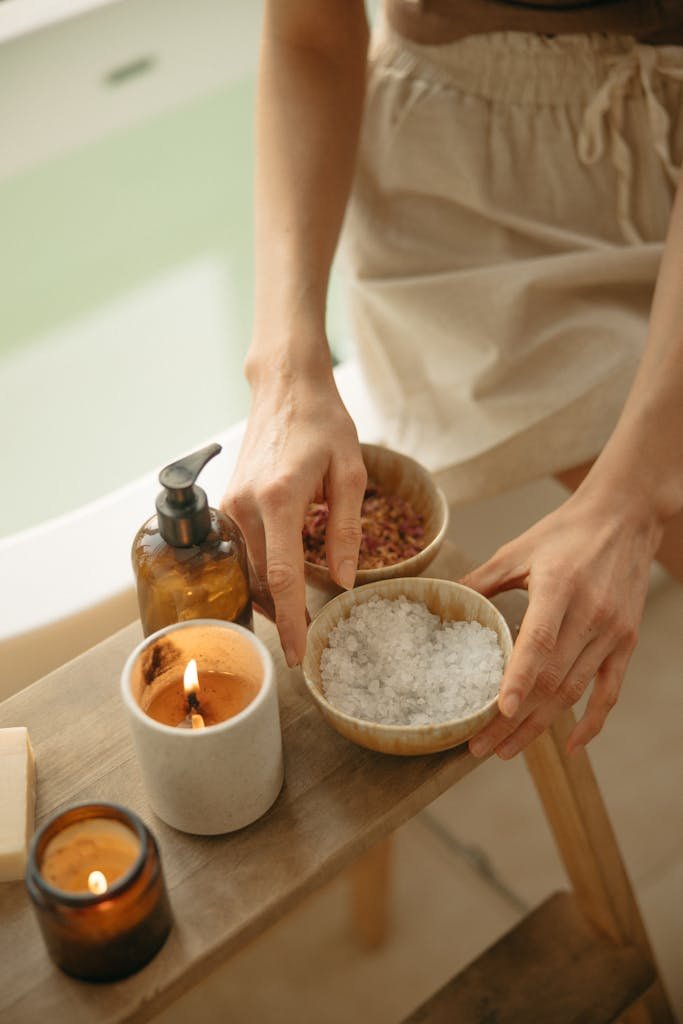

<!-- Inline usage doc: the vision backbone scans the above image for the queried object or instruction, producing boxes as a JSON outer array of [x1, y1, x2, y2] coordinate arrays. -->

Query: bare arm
[[251, 2, 369, 362], [466, 175, 683, 756], [223, 1, 369, 665], [582, 178, 683, 528]]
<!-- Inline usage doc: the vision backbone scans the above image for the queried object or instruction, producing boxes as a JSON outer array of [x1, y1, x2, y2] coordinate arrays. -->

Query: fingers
[[468, 608, 582, 757], [223, 439, 364, 667], [567, 648, 631, 752], [224, 485, 307, 668], [324, 456, 367, 590], [244, 518, 269, 598], [496, 580, 571, 717], [462, 548, 574, 718], [249, 562, 276, 623], [260, 484, 308, 668], [223, 492, 271, 608], [469, 691, 543, 758], [460, 540, 529, 598], [494, 637, 610, 759], [220, 377, 366, 667], [463, 497, 650, 761], [469, 636, 627, 760]]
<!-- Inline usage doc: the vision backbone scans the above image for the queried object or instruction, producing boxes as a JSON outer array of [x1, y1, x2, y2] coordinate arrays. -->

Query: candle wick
[[187, 691, 201, 713]]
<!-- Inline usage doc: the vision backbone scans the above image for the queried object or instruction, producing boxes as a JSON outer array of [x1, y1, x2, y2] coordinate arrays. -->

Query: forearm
[[248, 0, 369, 385], [579, 177, 683, 529]]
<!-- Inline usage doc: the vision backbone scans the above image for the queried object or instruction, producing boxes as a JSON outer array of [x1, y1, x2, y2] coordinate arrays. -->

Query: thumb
[[460, 545, 526, 598]]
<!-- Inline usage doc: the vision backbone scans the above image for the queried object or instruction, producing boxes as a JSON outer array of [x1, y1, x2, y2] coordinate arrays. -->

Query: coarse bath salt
[[320, 596, 503, 726]]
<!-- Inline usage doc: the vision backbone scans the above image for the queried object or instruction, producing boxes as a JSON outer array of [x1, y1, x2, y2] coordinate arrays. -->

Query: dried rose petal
[[302, 479, 426, 569]]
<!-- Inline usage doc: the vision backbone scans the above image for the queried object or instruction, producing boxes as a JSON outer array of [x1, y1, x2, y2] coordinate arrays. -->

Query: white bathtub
[[0, 0, 263, 179], [0, 0, 375, 695], [0, 361, 382, 698]]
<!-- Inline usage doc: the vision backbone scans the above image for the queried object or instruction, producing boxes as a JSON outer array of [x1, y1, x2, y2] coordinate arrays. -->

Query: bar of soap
[[0, 727, 36, 882]]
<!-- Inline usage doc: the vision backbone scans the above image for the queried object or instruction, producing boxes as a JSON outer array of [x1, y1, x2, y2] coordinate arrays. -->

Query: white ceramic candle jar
[[121, 620, 284, 835]]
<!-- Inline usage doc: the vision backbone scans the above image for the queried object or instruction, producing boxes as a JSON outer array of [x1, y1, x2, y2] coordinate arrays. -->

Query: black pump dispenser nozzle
[[156, 443, 221, 547]]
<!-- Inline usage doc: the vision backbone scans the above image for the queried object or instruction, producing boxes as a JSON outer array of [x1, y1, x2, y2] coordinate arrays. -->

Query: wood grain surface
[[402, 891, 655, 1024], [0, 544, 522, 1024]]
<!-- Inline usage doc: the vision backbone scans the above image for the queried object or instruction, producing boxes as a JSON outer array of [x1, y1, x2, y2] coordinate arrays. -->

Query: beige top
[[343, 24, 683, 501], [387, 0, 683, 44]]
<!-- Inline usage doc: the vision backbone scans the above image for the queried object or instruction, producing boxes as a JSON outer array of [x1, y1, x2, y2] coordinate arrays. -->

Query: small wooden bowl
[[303, 443, 449, 591], [302, 577, 513, 756]]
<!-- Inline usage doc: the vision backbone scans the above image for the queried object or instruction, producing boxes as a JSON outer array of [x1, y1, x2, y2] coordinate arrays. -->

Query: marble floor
[[155, 478, 683, 1024]]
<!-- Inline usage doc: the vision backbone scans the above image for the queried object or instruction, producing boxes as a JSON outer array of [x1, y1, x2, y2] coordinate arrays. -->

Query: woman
[[222, 0, 683, 758]]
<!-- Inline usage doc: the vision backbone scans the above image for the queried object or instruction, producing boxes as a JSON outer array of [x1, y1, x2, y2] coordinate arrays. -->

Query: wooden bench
[[397, 652, 675, 1023], [0, 542, 675, 1023], [402, 891, 656, 1024]]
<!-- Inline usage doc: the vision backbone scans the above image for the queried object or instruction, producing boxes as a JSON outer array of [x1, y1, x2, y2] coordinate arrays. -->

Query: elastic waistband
[[372, 17, 683, 104]]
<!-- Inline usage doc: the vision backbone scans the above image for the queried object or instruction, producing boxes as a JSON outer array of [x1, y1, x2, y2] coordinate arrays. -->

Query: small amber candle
[[40, 818, 140, 893], [25, 803, 173, 982]]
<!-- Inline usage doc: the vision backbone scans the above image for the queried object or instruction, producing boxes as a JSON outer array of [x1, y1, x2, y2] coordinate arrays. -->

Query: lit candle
[[144, 656, 260, 730], [121, 620, 284, 835], [25, 803, 173, 982]]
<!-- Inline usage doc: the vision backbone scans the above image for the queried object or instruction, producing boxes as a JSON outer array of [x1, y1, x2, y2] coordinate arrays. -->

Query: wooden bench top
[[0, 543, 524, 1024]]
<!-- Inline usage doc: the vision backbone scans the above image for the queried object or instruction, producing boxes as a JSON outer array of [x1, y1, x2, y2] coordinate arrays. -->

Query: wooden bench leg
[[524, 708, 676, 1024], [349, 835, 393, 949]]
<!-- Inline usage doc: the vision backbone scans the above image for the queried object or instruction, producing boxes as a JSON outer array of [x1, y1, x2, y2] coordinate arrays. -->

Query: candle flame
[[183, 658, 199, 697], [88, 870, 108, 895]]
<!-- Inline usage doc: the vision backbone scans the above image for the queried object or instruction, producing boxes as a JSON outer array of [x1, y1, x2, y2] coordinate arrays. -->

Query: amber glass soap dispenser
[[132, 443, 252, 637]]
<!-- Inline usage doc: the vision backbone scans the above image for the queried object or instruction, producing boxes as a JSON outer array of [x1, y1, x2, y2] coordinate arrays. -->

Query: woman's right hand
[[221, 353, 366, 668], [228, 1, 370, 664]]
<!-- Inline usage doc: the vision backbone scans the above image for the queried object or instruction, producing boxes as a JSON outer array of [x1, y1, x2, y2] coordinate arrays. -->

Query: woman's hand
[[222, 359, 366, 668], [462, 490, 663, 758], [227, 2, 369, 663]]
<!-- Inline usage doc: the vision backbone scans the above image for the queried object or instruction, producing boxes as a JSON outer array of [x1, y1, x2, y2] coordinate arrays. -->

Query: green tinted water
[[0, 76, 350, 537]]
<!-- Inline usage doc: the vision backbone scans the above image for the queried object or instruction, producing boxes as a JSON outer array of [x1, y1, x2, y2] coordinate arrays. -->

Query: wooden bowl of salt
[[302, 577, 513, 756], [303, 443, 449, 591]]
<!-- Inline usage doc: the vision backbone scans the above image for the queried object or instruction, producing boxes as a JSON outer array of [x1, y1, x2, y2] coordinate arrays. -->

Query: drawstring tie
[[578, 45, 683, 244]]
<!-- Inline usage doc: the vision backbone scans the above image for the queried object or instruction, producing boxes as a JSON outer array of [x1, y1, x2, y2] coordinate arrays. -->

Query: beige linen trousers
[[342, 22, 683, 503]]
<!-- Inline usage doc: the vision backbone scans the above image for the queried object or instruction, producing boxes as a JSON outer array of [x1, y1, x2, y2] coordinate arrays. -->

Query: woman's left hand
[[461, 492, 662, 759]]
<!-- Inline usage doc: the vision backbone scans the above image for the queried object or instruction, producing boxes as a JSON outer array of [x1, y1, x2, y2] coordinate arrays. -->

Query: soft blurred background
[[0, 0, 350, 539], [0, 0, 372, 695], [1, 1, 680, 1019]]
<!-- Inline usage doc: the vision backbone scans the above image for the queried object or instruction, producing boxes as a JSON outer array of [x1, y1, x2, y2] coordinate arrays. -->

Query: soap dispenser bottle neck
[[155, 443, 221, 547]]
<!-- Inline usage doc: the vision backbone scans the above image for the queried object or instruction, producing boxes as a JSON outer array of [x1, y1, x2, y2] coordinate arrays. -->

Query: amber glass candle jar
[[25, 803, 173, 982]]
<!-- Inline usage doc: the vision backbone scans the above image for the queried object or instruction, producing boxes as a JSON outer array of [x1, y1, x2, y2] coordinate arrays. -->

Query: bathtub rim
[[1, 359, 382, 654]]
